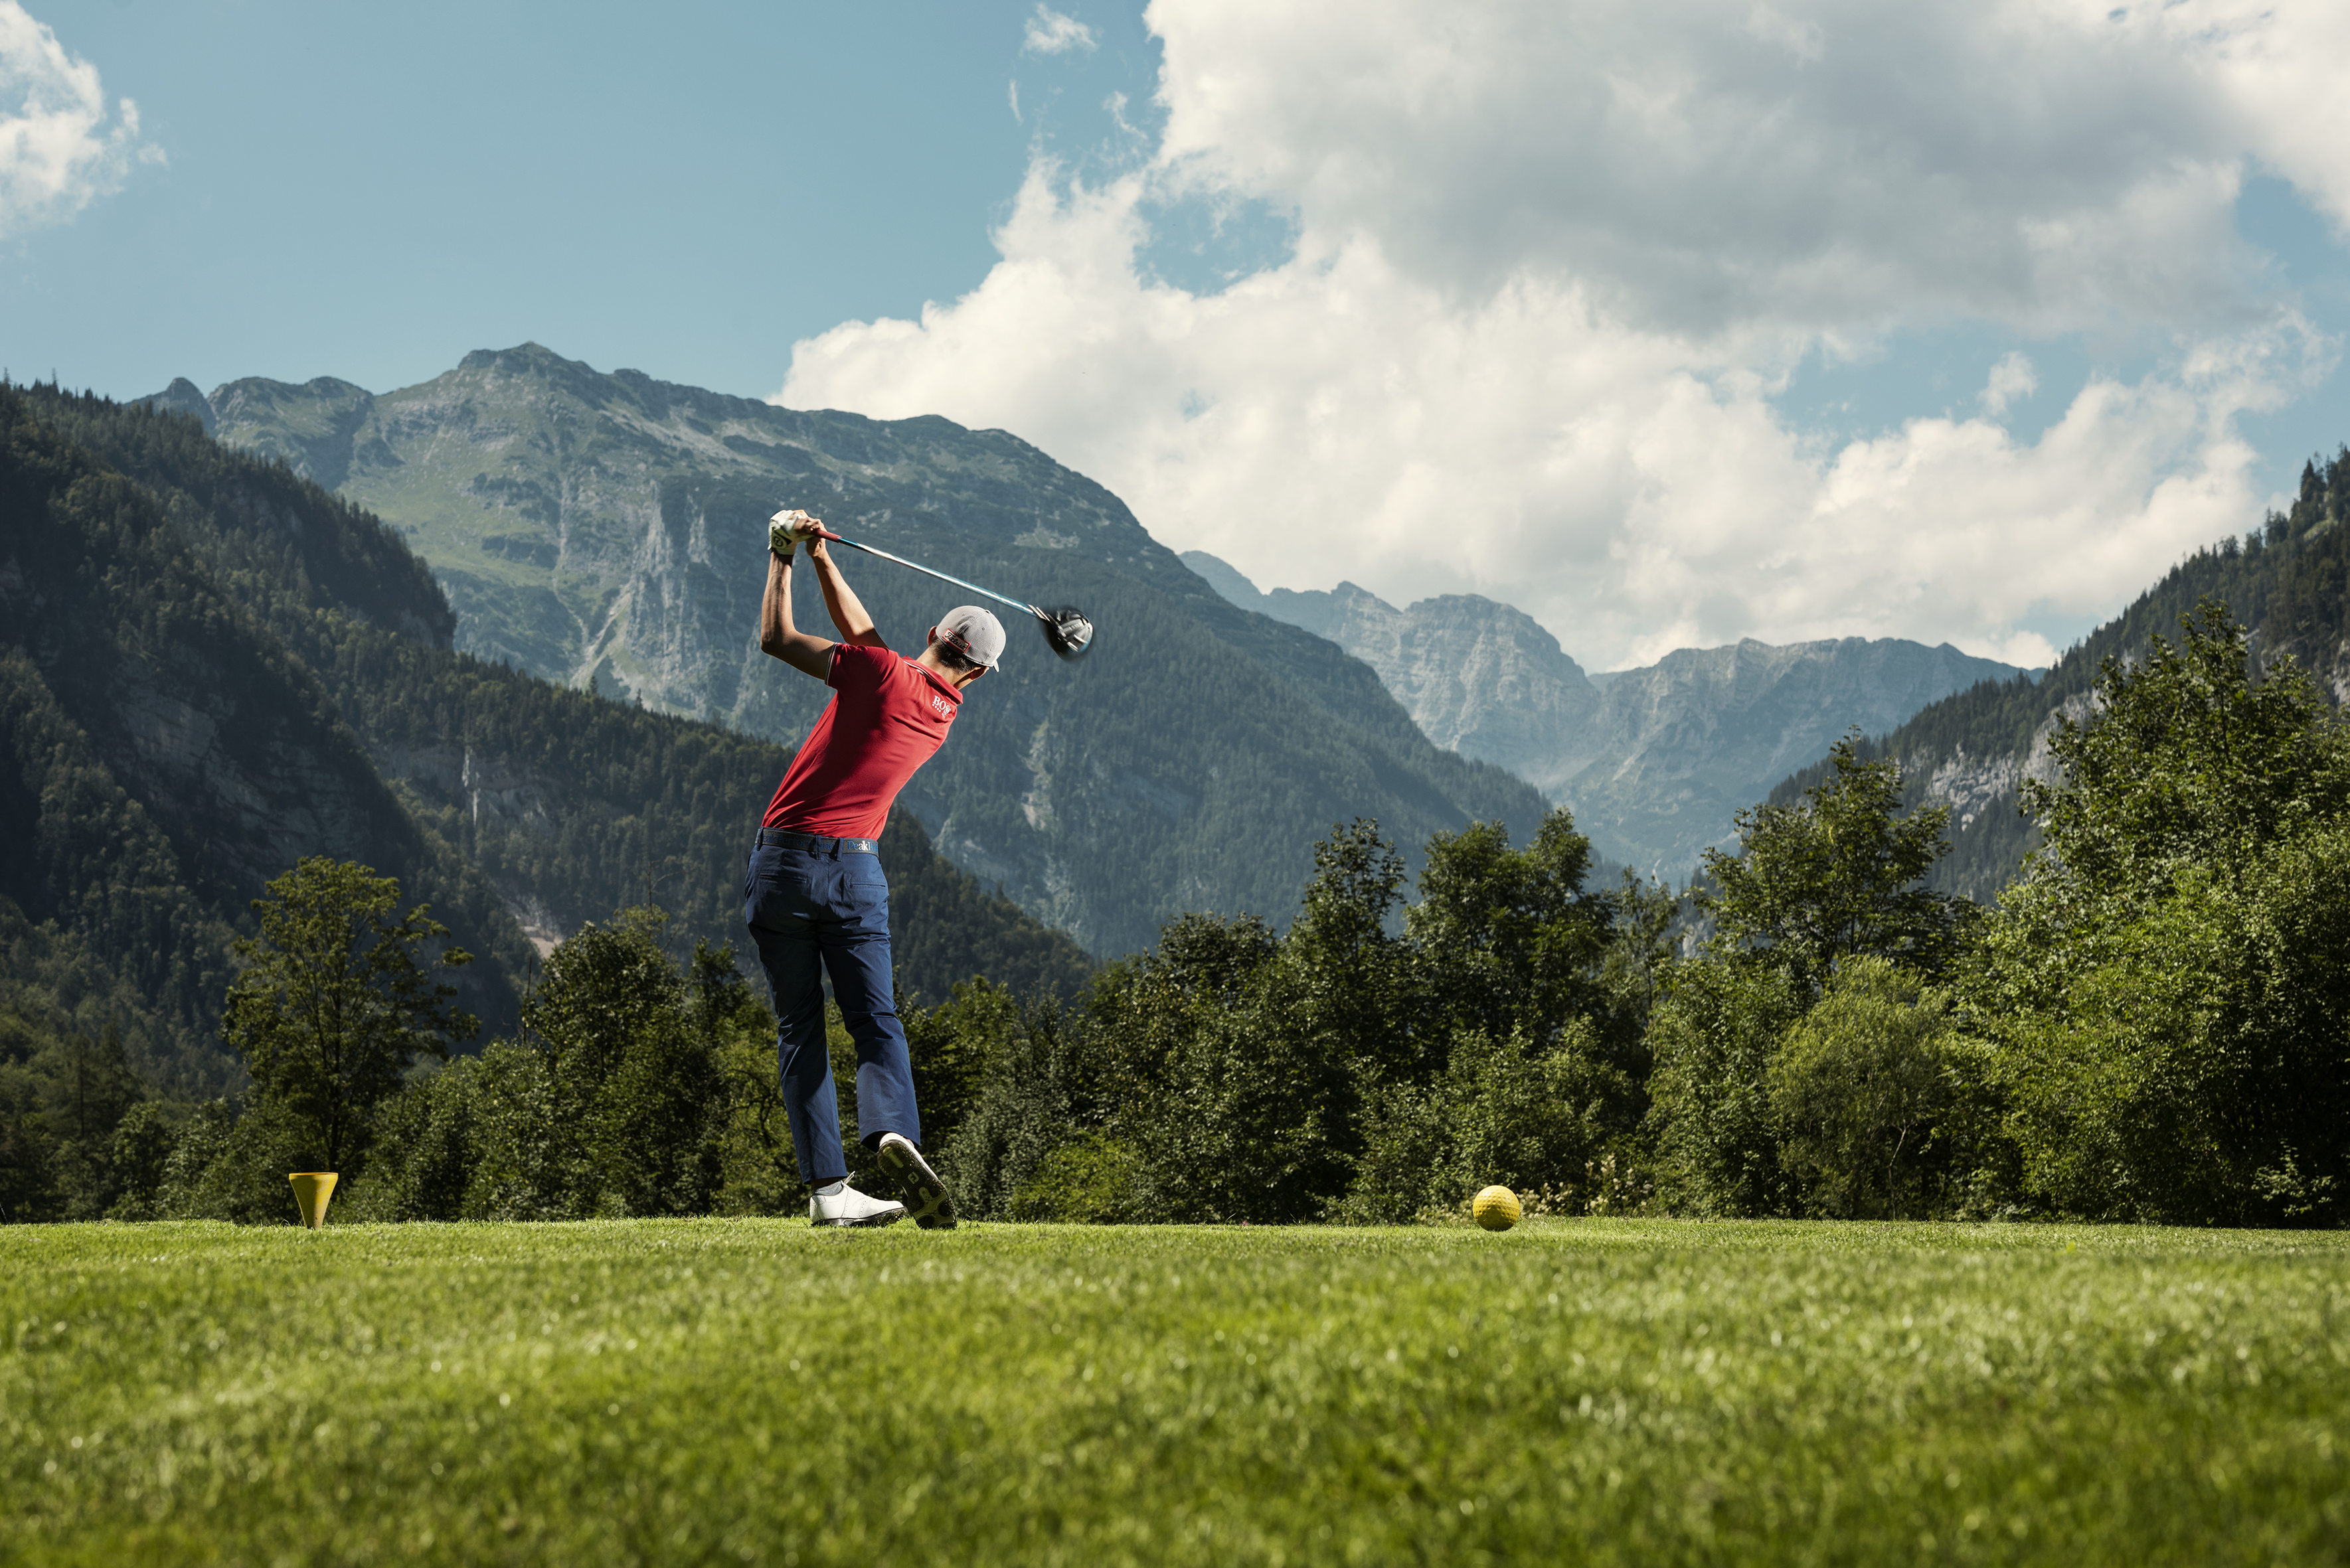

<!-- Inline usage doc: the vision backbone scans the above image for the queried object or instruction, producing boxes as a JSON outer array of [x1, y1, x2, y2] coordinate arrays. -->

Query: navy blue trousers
[[742, 844, 920, 1184]]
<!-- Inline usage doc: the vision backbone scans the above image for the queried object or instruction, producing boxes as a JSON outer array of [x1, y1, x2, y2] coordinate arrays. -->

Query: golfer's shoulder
[[830, 641, 904, 685]]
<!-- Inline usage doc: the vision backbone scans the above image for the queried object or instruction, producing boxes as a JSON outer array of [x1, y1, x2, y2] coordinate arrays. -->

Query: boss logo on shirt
[[930, 694, 955, 720]]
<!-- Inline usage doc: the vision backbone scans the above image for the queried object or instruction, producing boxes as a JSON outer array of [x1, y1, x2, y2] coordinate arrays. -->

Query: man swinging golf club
[[745, 509, 999, 1228]]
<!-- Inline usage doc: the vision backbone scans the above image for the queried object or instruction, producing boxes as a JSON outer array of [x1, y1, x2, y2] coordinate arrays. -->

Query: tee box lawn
[[3, 1217, 2345, 1566]]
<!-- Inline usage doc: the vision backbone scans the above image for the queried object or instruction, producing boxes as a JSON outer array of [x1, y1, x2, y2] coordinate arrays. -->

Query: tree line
[[10, 595, 2341, 1228]]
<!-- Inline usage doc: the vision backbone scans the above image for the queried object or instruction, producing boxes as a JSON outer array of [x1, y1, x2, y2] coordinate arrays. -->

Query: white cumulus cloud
[[1023, 5, 1098, 57], [0, 1, 157, 240], [780, 0, 2347, 670]]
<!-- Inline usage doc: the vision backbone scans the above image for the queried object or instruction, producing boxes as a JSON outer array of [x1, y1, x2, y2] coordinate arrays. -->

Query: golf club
[[803, 524, 1095, 661]]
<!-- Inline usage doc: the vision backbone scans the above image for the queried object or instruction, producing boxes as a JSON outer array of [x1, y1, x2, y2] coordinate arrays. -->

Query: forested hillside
[[167, 345, 1553, 957], [0, 388, 528, 1091], [0, 384, 1094, 1097], [1770, 447, 2350, 900]]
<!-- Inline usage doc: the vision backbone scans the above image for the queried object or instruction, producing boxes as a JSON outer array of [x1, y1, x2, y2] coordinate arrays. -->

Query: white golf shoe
[[808, 1180, 906, 1228], [876, 1132, 958, 1229]]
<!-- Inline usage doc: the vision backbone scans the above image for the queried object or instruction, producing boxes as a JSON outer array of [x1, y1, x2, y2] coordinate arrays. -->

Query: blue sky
[[3, 2, 1142, 397], [6, 1, 2348, 668]]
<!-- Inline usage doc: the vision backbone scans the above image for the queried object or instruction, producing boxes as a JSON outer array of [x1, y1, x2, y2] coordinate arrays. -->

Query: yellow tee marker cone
[[289, 1172, 339, 1229]]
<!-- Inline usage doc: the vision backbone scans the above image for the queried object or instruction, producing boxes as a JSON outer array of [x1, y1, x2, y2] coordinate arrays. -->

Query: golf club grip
[[814, 530, 1039, 617]]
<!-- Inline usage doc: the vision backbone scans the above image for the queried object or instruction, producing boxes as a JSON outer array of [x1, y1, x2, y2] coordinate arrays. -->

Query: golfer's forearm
[[758, 551, 797, 653], [759, 553, 835, 676], [807, 550, 883, 647]]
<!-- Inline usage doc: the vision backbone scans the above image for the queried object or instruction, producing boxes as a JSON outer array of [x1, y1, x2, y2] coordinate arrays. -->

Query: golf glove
[[768, 509, 821, 556]]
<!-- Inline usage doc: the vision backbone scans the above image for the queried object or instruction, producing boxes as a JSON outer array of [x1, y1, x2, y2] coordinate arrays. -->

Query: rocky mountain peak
[[1185, 552, 2021, 876], [141, 378, 216, 435]]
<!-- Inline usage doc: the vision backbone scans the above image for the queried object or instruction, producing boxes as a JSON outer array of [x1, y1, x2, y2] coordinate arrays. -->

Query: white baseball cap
[[937, 605, 1007, 670]]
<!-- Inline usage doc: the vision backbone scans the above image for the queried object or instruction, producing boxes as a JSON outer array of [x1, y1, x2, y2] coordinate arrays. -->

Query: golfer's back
[[764, 642, 962, 840]]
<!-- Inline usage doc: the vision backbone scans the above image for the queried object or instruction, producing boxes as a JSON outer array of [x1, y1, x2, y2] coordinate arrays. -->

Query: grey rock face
[[1566, 638, 2021, 874], [1184, 554, 1602, 791], [1187, 552, 2020, 876]]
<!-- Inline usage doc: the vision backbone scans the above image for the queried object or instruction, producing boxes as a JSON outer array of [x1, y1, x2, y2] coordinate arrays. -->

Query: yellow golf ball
[[1473, 1184, 1521, 1231]]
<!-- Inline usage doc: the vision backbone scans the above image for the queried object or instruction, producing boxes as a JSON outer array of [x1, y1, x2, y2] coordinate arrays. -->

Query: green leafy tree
[[1702, 732, 1968, 994], [0, 1062, 52, 1222], [1971, 601, 2350, 1223], [1097, 823, 1412, 1222], [2018, 598, 2350, 902], [223, 857, 478, 1173], [1594, 870, 1681, 1045], [1408, 809, 1612, 1048], [1195, 823, 1410, 1219], [1006, 815, 1657, 1225], [942, 992, 1113, 1221], [339, 1059, 487, 1223], [36, 1025, 146, 1219], [515, 908, 723, 1217], [1288, 818, 1416, 1075], [152, 1099, 236, 1218], [901, 976, 1020, 1171], [342, 919, 796, 1222]]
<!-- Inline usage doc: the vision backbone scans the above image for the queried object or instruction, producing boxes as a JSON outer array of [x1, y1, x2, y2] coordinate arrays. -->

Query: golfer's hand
[[768, 509, 822, 556]]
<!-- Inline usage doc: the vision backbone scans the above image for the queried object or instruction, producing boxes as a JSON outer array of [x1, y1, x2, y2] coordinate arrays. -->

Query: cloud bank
[[0, 1, 156, 241], [782, 0, 2345, 669]]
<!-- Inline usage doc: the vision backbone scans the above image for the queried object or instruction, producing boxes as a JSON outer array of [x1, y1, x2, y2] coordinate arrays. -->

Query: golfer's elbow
[[760, 627, 791, 659]]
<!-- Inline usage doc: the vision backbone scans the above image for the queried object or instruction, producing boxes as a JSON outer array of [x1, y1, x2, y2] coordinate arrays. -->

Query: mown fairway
[[4, 1218, 2345, 1566]]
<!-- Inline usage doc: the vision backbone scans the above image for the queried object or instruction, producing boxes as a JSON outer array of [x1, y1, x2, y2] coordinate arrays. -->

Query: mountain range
[[145, 345, 1551, 958], [137, 338, 2324, 950], [1182, 553, 2021, 875]]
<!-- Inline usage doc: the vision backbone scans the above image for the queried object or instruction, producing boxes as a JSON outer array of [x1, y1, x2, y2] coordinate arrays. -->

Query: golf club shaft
[[814, 530, 1037, 618]]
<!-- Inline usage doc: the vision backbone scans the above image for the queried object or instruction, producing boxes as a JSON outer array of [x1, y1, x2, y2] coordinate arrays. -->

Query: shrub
[[1768, 959, 1985, 1220], [103, 1101, 181, 1221], [941, 998, 1096, 1220], [1009, 1131, 1142, 1223], [1645, 963, 1805, 1217], [1335, 1022, 1628, 1222], [341, 1059, 485, 1223]]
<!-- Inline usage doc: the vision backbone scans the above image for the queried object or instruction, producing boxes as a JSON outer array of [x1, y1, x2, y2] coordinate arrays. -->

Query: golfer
[[745, 509, 1002, 1228]]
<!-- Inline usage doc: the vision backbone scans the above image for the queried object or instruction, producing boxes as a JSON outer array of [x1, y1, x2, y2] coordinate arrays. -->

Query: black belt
[[756, 827, 879, 855]]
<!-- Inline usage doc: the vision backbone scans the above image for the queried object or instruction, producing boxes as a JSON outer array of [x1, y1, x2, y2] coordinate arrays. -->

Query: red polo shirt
[[763, 642, 962, 840]]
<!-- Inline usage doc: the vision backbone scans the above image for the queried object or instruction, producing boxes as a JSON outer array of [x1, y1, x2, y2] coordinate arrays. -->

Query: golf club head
[[1035, 605, 1094, 661]]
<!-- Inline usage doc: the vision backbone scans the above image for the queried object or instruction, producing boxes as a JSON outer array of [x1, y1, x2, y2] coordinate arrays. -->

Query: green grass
[[4, 1219, 2346, 1566]]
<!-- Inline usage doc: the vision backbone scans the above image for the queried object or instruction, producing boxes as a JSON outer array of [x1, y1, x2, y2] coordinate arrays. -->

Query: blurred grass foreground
[[5, 1218, 2347, 1566]]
